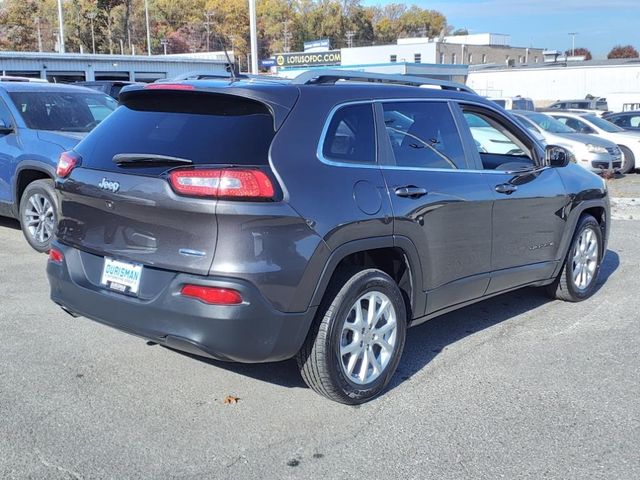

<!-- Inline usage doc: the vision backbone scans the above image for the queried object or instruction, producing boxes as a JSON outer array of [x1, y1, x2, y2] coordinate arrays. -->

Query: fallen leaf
[[222, 395, 240, 405]]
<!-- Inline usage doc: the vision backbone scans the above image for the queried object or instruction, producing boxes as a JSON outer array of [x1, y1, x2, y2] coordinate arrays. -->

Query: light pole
[[87, 12, 97, 54], [569, 32, 578, 57], [56, 0, 65, 53], [204, 11, 214, 52], [248, 0, 258, 73], [144, 0, 152, 55], [35, 17, 43, 52]]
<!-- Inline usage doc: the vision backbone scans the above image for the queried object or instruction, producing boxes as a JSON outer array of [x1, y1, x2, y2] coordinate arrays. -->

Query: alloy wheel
[[571, 226, 599, 290], [23, 193, 55, 245], [339, 291, 398, 385]]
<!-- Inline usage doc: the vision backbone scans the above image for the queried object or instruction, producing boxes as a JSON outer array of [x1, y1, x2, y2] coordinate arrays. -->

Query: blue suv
[[0, 81, 117, 251]]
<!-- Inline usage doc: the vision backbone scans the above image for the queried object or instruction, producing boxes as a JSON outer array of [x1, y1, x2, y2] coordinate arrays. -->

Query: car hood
[[36, 130, 87, 150], [608, 130, 640, 141], [555, 133, 617, 147]]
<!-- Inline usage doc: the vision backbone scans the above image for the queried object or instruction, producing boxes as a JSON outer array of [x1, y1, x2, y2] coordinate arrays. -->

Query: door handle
[[495, 183, 518, 195], [395, 186, 428, 198]]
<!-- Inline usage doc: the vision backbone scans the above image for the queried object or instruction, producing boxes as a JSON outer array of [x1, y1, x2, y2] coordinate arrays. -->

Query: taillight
[[180, 285, 243, 305], [56, 151, 80, 178], [168, 169, 274, 200], [48, 247, 64, 263]]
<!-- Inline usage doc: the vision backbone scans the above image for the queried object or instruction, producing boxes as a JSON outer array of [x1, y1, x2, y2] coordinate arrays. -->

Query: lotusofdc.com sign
[[275, 50, 342, 67]]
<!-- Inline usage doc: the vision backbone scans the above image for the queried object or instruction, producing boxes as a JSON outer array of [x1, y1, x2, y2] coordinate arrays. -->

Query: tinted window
[[322, 104, 375, 164], [584, 114, 625, 133], [0, 98, 14, 127], [9, 91, 117, 132], [382, 102, 466, 169], [523, 112, 575, 133], [554, 116, 593, 133]]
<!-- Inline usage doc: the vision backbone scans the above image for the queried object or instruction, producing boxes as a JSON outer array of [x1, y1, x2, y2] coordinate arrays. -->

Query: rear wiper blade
[[113, 153, 193, 166]]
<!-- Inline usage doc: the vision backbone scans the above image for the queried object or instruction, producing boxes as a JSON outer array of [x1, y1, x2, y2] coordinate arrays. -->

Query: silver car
[[514, 111, 621, 173]]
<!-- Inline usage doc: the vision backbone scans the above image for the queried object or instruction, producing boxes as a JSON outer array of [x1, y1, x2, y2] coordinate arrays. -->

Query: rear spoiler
[[119, 83, 299, 130]]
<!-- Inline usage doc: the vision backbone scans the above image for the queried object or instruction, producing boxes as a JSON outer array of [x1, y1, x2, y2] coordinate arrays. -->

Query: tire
[[547, 214, 603, 302], [19, 179, 58, 253], [296, 268, 407, 404], [618, 145, 635, 174]]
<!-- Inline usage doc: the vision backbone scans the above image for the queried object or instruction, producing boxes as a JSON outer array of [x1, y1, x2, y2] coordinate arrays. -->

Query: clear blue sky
[[365, 0, 640, 58]]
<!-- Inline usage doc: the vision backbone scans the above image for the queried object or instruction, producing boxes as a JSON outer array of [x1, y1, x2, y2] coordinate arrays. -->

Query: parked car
[[0, 76, 48, 83], [547, 97, 609, 114], [0, 82, 117, 251], [547, 111, 640, 173], [602, 111, 640, 132], [488, 96, 535, 111], [75, 81, 139, 100], [513, 111, 622, 173], [47, 71, 610, 404]]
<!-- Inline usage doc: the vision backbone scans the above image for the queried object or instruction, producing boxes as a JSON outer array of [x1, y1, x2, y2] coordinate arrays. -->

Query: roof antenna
[[216, 35, 238, 81]]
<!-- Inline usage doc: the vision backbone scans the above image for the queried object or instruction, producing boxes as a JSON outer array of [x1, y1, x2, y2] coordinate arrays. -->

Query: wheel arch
[[309, 236, 425, 322], [552, 199, 609, 278], [12, 162, 55, 216]]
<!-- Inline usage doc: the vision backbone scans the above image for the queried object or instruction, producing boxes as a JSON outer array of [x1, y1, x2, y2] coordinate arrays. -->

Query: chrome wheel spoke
[[339, 290, 398, 385]]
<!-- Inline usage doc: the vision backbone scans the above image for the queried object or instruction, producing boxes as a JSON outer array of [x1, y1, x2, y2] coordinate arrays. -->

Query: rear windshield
[[9, 91, 117, 132], [74, 91, 275, 174]]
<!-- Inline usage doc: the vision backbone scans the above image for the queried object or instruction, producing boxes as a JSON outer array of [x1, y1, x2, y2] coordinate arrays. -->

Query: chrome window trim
[[316, 100, 379, 170], [316, 97, 549, 175]]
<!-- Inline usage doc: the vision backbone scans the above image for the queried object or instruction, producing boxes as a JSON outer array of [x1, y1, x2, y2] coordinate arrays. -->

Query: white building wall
[[467, 64, 640, 105], [341, 43, 437, 66]]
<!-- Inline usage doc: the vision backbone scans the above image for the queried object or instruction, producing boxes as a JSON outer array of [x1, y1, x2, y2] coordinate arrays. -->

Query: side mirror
[[545, 145, 570, 168], [0, 119, 13, 134]]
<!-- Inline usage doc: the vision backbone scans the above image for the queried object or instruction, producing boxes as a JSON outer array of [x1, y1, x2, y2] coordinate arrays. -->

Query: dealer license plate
[[100, 258, 143, 295]]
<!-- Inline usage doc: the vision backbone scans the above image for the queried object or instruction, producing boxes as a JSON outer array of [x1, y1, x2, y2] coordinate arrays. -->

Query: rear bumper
[[47, 242, 316, 363]]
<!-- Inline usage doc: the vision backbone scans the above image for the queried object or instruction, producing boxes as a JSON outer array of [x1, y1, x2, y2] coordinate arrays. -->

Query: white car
[[547, 111, 640, 173], [514, 111, 622, 173]]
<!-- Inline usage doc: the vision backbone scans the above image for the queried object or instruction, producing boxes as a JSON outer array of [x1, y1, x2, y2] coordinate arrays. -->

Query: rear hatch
[[56, 84, 296, 275]]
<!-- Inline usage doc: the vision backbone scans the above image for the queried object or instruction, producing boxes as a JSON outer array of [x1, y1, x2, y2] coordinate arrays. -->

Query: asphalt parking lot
[[1, 216, 638, 480]]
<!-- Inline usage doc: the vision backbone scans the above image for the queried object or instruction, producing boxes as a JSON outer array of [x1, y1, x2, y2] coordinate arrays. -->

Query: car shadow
[[0, 216, 20, 230], [172, 250, 620, 392]]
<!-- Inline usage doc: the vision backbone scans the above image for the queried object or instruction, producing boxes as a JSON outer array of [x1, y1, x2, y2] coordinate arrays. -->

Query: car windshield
[[584, 114, 625, 133], [9, 91, 117, 132], [524, 113, 576, 133]]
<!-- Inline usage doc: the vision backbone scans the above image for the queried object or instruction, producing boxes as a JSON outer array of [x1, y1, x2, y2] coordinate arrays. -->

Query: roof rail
[[291, 69, 475, 93]]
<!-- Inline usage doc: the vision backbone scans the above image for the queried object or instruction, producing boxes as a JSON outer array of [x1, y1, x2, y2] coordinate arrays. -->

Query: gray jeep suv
[[47, 71, 610, 404]]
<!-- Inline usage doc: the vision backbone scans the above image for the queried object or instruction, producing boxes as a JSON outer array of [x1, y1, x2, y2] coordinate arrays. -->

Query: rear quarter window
[[322, 103, 375, 164]]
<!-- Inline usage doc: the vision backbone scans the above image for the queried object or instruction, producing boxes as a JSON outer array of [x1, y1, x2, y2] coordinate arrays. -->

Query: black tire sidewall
[[563, 216, 602, 300], [19, 179, 58, 253], [619, 145, 635, 174], [325, 270, 407, 403]]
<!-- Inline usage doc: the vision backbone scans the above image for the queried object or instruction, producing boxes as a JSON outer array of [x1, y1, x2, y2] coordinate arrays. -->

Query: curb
[[610, 197, 640, 220]]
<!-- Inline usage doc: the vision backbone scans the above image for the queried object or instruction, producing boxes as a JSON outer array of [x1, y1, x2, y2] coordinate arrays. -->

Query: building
[[0, 51, 231, 83], [341, 34, 545, 67], [467, 59, 640, 107]]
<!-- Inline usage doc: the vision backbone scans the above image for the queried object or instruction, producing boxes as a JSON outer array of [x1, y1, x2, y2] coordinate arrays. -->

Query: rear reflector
[[168, 168, 274, 199], [144, 83, 195, 91], [180, 285, 243, 305], [56, 151, 80, 178], [48, 248, 64, 263]]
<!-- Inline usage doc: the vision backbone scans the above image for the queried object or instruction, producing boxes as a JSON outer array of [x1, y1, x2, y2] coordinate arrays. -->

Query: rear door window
[[322, 103, 375, 164], [74, 91, 276, 175], [381, 101, 467, 169]]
